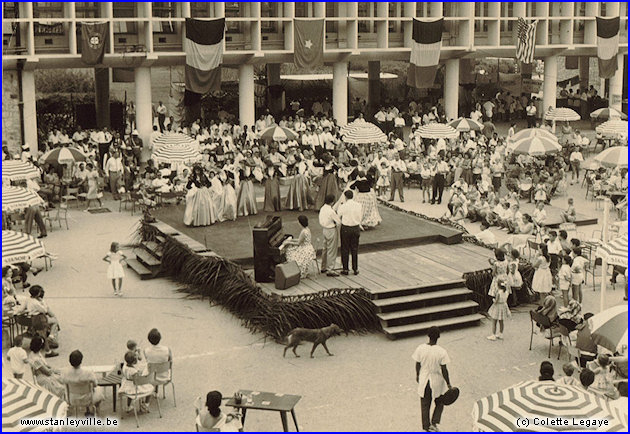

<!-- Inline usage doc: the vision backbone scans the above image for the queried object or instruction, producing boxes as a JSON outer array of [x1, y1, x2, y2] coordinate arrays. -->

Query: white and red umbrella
[[2, 186, 44, 212], [590, 108, 627, 121], [341, 120, 387, 144], [152, 144, 201, 164], [258, 124, 298, 142], [2, 230, 47, 266], [448, 117, 484, 132], [2, 378, 68, 432], [508, 136, 562, 156], [416, 123, 458, 140], [39, 147, 87, 166], [544, 107, 581, 122], [2, 160, 41, 182], [589, 304, 627, 354], [594, 146, 628, 168], [596, 119, 628, 139], [509, 128, 559, 143], [152, 132, 197, 150]]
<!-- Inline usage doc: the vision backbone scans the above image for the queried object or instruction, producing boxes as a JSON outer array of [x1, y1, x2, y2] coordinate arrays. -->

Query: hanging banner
[[522, 78, 543, 93], [499, 72, 522, 95]]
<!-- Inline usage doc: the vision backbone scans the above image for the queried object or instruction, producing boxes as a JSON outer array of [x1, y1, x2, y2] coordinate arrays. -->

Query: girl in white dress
[[103, 242, 127, 296]]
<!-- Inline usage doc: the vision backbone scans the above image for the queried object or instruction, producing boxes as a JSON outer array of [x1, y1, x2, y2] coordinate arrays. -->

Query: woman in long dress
[[285, 156, 311, 211], [263, 166, 282, 212], [28, 336, 65, 398], [282, 215, 316, 278], [314, 153, 339, 209], [210, 171, 225, 222], [236, 160, 258, 217], [184, 166, 216, 227], [349, 170, 382, 228], [221, 170, 238, 221], [532, 245, 553, 304], [85, 163, 102, 209]]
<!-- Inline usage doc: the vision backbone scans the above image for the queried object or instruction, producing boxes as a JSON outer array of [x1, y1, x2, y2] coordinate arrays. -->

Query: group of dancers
[[183, 143, 384, 228]]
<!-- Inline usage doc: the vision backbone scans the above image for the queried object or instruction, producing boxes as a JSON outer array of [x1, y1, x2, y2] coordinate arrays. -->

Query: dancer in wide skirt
[[263, 166, 282, 212], [237, 161, 258, 217], [285, 157, 311, 211], [314, 153, 339, 209], [184, 165, 216, 227]]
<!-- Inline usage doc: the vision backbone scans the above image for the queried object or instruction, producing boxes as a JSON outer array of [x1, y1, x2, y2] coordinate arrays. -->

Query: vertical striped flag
[[407, 18, 444, 89], [184, 18, 225, 106], [596, 16, 620, 79], [516, 18, 538, 64]]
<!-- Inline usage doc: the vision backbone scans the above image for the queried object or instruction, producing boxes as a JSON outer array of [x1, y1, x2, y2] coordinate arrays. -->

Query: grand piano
[[252, 216, 291, 282]]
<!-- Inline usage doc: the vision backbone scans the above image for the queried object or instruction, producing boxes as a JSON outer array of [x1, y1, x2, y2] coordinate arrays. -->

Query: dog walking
[[319, 194, 340, 276], [412, 326, 457, 432]]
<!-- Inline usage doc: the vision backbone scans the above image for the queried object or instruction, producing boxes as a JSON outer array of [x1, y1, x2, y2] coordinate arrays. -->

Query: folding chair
[[529, 310, 559, 359]]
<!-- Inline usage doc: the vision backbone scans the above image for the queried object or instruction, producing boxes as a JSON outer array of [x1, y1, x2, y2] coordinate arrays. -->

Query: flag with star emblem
[[597, 16, 620, 79], [407, 18, 443, 89], [184, 17, 225, 106], [515, 17, 538, 64], [80, 21, 108, 65], [294, 19, 324, 68]]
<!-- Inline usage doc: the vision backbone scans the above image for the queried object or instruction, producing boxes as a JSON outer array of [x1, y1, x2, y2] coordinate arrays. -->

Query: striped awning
[[596, 119, 628, 138], [2, 230, 46, 266], [544, 107, 581, 122], [416, 123, 458, 139], [590, 304, 628, 354], [473, 380, 625, 432], [508, 136, 562, 156], [341, 120, 387, 144], [2, 378, 68, 432], [509, 128, 559, 143], [594, 146, 628, 168], [596, 233, 627, 267], [2, 186, 44, 212], [448, 117, 484, 132], [152, 144, 201, 164], [590, 107, 628, 121], [2, 161, 41, 182]]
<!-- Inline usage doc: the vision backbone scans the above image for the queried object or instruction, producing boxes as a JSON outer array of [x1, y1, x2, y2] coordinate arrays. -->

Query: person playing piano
[[281, 215, 316, 279]]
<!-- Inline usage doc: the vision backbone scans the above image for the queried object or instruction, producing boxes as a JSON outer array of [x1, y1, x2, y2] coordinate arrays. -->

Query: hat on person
[[441, 387, 460, 406]]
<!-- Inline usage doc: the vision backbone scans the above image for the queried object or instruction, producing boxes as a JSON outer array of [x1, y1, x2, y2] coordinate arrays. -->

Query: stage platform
[[518, 202, 598, 228], [250, 242, 495, 298], [152, 204, 464, 267]]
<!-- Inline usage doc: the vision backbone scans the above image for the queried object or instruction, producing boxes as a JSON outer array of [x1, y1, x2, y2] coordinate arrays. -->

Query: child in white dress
[[487, 280, 511, 341], [118, 351, 153, 413], [103, 242, 127, 296]]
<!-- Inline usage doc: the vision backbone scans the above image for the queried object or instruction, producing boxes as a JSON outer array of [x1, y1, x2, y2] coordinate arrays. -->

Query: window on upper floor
[[474, 3, 489, 32], [33, 2, 63, 18], [3, 2, 18, 37], [152, 2, 176, 33], [326, 3, 337, 32], [75, 2, 99, 18], [261, 2, 278, 33], [295, 2, 309, 18], [191, 2, 212, 18], [113, 2, 136, 33], [224, 2, 241, 33]]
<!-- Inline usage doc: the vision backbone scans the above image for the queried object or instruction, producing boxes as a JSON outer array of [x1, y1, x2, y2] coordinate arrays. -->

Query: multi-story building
[[2, 2, 628, 154]]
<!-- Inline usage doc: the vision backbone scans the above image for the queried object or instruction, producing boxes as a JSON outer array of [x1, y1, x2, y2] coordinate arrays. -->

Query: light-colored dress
[[29, 352, 65, 398], [488, 259, 508, 297], [118, 365, 153, 397], [236, 177, 257, 217], [532, 256, 553, 293], [285, 228, 316, 278], [86, 170, 99, 200], [506, 259, 523, 289], [184, 186, 216, 227], [106, 251, 125, 279], [488, 289, 511, 321], [222, 183, 238, 221]]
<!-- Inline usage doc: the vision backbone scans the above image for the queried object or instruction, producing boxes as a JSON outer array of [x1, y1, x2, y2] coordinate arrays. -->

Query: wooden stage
[[251, 242, 494, 298]]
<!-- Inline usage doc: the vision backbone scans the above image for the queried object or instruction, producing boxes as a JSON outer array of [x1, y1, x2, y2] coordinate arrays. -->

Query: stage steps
[[369, 279, 482, 339], [126, 237, 166, 280]]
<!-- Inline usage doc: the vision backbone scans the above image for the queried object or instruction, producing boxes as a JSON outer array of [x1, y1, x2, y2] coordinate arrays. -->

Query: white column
[[609, 54, 624, 111], [543, 55, 558, 115], [66, 3, 77, 55], [444, 58, 460, 121], [332, 61, 348, 126], [135, 67, 152, 163], [239, 64, 255, 128], [21, 70, 38, 159]]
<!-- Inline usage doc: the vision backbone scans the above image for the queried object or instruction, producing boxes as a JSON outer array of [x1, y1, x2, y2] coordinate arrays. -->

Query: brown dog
[[283, 324, 343, 358]]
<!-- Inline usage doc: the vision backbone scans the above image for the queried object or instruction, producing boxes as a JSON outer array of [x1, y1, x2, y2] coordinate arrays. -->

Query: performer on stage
[[281, 215, 316, 278], [183, 165, 216, 227], [337, 190, 363, 276], [221, 170, 238, 221], [314, 152, 340, 209], [263, 165, 281, 212], [236, 157, 258, 217], [285, 155, 311, 211], [210, 171, 225, 222], [350, 170, 382, 228]]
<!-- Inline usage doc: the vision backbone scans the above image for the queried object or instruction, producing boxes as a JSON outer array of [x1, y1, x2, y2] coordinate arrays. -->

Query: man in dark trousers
[[389, 152, 407, 202], [336, 190, 363, 276], [412, 326, 453, 432], [431, 155, 449, 205]]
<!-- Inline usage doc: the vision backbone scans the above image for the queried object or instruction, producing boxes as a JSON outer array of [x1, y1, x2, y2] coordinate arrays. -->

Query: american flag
[[516, 17, 538, 64]]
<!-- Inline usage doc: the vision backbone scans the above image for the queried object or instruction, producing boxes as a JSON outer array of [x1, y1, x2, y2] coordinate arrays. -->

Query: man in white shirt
[[569, 147, 584, 185], [337, 190, 363, 275], [431, 156, 450, 204], [318, 194, 341, 276], [374, 108, 387, 131], [526, 101, 537, 127], [389, 152, 407, 202], [156, 101, 167, 132], [412, 326, 452, 432], [105, 150, 124, 200]]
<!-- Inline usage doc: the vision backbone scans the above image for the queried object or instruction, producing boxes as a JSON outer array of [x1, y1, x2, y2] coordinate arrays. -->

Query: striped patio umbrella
[[342, 122, 387, 145], [152, 132, 197, 149], [544, 107, 581, 122], [590, 107, 628, 121], [472, 380, 625, 432], [258, 125, 298, 142], [589, 304, 627, 354], [2, 231, 46, 266], [509, 128, 559, 143], [2, 160, 41, 182], [448, 117, 484, 132], [596, 233, 628, 267], [596, 119, 628, 139], [416, 123, 458, 139], [151, 143, 201, 164], [2, 186, 44, 212], [339, 119, 384, 136], [508, 136, 562, 156], [38, 147, 87, 166], [2, 378, 68, 432], [594, 146, 628, 168]]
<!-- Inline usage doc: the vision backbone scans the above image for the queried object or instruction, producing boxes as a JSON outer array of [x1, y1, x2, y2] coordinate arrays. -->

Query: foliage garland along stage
[[140, 221, 380, 341], [377, 199, 536, 308]]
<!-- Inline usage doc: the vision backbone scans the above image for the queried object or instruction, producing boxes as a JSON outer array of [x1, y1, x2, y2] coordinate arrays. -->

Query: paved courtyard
[[2, 142, 625, 431]]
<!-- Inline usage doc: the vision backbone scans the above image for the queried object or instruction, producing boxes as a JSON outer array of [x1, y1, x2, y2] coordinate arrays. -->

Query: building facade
[[2, 2, 628, 154]]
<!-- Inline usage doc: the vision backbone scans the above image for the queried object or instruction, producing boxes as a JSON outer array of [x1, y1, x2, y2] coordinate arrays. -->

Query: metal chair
[[529, 310, 559, 359], [44, 204, 69, 230], [66, 381, 98, 417], [61, 187, 80, 208], [119, 373, 162, 428], [148, 360, 176, 407]]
